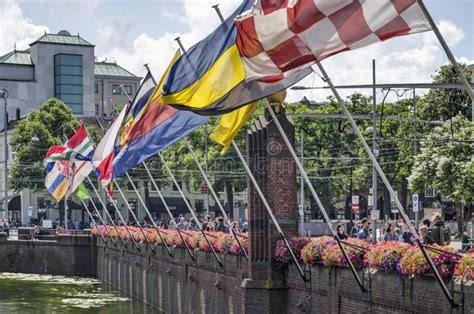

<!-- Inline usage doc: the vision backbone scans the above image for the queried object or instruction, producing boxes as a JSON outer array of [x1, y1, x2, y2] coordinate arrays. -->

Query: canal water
[[0, 272, 161, 313]]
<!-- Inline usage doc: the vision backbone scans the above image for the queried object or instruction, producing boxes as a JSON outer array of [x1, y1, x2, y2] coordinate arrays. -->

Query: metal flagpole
[[159, 152, 223, 266], [113, 179, 156, 253], [209, 3, 306, 279], [416, 0, 474, 122], [231, 140, 307, 281], [86, 176, 128, 248], [142, 162, 195, 260], [117, 83, 181, 258], [314, 61, 458, 307], [371, 59, 378, 243], [171, 20, 248, 260], [79, 198, 108, 244], [184, 139, 249, 260], [98, 96, 158, 252], [261, 102, 365, 285], [125, 172, 173, 257], [86, 196, 116, 246]]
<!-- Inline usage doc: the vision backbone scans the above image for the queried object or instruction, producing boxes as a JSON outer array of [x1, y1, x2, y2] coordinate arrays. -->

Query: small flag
[[45, 160, 71, 201], [76, 183, 91, 200], [44, 125, 94, 162], [211, 102, 257, 155]]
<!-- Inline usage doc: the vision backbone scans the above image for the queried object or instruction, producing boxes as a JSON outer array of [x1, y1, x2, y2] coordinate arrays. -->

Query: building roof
[[30, 32, 94, 47], [94, 61, 138, 78], [0, 50, 33, 65]]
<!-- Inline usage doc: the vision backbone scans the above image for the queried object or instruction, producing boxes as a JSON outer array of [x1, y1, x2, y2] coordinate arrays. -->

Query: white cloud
[[97, 17, 136, 49], [99, 0, 242, 79], [0, 0, 48, 54]]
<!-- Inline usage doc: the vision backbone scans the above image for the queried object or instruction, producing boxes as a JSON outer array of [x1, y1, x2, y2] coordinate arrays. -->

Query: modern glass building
[[54, 54, 83, 114]]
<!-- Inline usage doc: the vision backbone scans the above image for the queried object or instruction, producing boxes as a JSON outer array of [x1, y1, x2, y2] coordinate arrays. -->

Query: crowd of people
[[117, 214, 249, 234], [335, 214, 451, 246]]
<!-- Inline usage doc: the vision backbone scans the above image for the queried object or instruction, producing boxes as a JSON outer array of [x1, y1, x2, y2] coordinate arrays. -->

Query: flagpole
[[184, 139, 249, 260], [118, 82, 189, 259], [141, 61, 248, 260], [314, 62, 457, 307], [79, 198, 108, 244], [86, 196, 116, 246], [416, 0, 474, 121], [125, 172, 173, 257], [263, 100, 365, 287], [142, 162, 195, 260], [231, 140, 307, 281], [86, 176, 128, 248], [112, 179, 157, 253], [159, 152, 223, 266], [209, 2, 307, 282], [102, 96, 158, 253], [87, 192, 118, 246]]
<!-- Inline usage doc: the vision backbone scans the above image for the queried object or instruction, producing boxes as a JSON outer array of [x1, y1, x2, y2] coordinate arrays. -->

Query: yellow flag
[[210, 103, 257, 155]]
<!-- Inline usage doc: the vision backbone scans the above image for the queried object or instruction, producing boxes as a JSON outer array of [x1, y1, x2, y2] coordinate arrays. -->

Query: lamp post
[[0, 88, 9, 221]]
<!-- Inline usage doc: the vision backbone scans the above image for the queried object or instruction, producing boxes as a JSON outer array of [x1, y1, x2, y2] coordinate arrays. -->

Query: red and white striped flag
[[235, 0, 431, 82], [92, 105, 128, 191]]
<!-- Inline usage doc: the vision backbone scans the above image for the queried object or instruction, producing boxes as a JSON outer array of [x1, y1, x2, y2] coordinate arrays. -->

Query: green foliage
[[408, 116, 473, 204], [9, 98, 81, 192]]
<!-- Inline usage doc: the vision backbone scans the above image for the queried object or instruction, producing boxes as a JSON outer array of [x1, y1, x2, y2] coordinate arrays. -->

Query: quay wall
[[96, 238, 474, 314], [0, 233, 96, 276]]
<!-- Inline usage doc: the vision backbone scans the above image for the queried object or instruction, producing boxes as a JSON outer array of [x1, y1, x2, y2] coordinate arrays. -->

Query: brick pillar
[[242, 101, 298, 313]]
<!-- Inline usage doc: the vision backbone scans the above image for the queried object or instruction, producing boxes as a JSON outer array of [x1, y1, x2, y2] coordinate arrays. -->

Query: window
[[425, 187, 436, 198], [54, 54, 83, 114], [112, 85, 121, 94], [195, 199, 204, 212], [124, 85, 132, 95], [95, 104, 99, 115], [172, 181, 182, 191], [95, 83, 99, 94]]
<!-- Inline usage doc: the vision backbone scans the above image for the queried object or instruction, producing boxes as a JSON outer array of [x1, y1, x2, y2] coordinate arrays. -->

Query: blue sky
[[1, 0, 473, 102]]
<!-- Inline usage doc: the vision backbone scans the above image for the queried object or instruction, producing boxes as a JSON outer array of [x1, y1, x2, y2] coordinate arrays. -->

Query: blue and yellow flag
[[160, 0, 311, 115]]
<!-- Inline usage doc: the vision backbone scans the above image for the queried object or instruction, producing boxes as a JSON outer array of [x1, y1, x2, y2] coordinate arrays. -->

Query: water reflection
[[0, 272, 161, 313]]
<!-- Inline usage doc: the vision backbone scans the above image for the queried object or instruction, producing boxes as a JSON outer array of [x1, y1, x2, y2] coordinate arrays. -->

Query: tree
[[408, 116, 473, 233], [8, 98, 103, 192]]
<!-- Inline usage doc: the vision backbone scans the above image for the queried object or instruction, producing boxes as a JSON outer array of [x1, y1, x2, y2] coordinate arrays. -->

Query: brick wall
[[96, 239, 473, 313]]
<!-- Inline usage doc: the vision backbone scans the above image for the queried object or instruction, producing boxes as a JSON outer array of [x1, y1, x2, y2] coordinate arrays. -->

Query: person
[[202, 215, 211, 231], [168, 219, 177, 231], [356, 218, 372, 241], [420, 225, 435, 245], [422, 218, 431, 228], [215, 217, 229, 233], [350, 220, 361, 238], [431, 214, 450, 245], [402, 221, 416, 245], [176, 217, 187, 230], [241, 222, 248, 233], [384, 222, 399, 242], [335, 223, 348, 240], [231, 221, 240, 232]]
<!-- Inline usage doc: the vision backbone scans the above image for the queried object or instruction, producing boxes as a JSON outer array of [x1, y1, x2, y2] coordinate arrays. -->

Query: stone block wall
[[0, 233, 96, 276]]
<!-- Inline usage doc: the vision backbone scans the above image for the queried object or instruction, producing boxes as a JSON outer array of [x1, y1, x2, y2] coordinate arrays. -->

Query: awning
[[148, 197, 192, 214], [8, 195, 21, 211]]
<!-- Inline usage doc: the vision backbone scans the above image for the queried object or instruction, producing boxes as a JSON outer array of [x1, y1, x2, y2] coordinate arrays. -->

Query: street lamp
[[0, 88, 9, 221]]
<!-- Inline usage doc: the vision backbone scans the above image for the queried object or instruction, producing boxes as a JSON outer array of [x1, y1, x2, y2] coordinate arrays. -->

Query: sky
[[1, 0, 473, 104]]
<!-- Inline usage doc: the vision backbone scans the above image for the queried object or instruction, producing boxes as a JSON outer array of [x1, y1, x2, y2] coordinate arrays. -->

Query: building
[[0, 30, 246, 226]]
